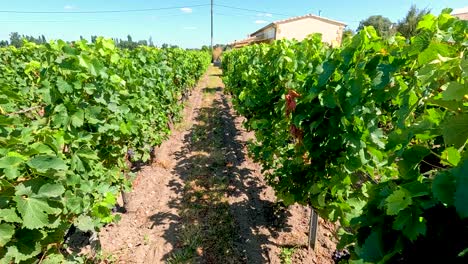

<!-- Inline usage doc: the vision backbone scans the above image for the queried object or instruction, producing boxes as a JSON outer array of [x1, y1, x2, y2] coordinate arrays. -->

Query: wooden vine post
[[308, 207, 319, 250]]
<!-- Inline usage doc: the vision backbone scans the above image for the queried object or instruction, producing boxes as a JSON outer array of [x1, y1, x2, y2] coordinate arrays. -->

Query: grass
[[166, 66, 239, 263], [279, 246, 297, 264]]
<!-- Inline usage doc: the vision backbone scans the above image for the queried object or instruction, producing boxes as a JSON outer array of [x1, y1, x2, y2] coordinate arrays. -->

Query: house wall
[[275, 17, 344, 45], [453, 12, 468, 20]]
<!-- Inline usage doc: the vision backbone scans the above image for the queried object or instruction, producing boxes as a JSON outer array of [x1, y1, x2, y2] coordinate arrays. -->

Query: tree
[[148, 36, 154, 47], [342, 28, 354, 40], [137, 40, 148, 46], [357, 15, 393, 38], [397, 5, 430, 39], [9, 32, 22, 47]]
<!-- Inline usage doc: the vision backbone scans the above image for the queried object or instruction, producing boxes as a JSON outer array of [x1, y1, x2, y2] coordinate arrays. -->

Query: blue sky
[[0, 0, 466, 48]]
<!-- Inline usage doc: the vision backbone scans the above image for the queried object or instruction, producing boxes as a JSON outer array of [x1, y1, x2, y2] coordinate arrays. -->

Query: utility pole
[[211, 0, 214, 62]]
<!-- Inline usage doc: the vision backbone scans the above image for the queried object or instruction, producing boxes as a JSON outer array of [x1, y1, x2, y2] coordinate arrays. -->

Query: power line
[[214, 4, 293, 17], [214, 12, 272, 19], [0, 4, 210, 14], [0, 12, 208, 23]]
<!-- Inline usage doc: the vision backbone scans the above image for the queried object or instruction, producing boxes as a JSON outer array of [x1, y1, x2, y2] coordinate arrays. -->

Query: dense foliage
[[0, 38, 210, 263], [223, 11, 467, 263]]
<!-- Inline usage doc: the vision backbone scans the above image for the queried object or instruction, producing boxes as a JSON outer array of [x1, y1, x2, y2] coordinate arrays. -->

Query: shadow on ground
[[148, 66, 292, 263]]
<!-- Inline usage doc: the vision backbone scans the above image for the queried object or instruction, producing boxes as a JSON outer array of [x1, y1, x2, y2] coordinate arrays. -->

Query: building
[[452, 7, 468, 20], [231, 14, 347, 48]]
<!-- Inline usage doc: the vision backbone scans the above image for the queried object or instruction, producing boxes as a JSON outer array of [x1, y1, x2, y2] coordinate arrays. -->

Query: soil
[[98, 66, 338, 263]]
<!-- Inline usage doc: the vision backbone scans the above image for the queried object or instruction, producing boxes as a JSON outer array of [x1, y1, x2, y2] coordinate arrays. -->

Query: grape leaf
[[37, 183, 65, 198], [453, 160, 468, 218], [0, 208, 22, 223], [0, 223, 14, 247], [74, 215, 96, 232], [70, 109, 84, 128], [56, 78, 73, 94], [442, 82, 467, 101], [42, 253, 65, 264], [432, 171, 456, 205], [385, 188, 413, 215], [441, 114, 468, 148], [5, 241, 41, 262], [418, 42, 450, 65], [358, 231, 384, 262], [0, 156, 24, 168], [398, 145, 430, 179], [441, 147, 461, 166], [392, 208, 426, 241], [27, 155, 68, 172], [13, 184, 62, 229]]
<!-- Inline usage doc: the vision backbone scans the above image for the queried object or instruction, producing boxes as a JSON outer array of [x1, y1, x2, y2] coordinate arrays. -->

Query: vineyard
[[0, 38, 210, 263], [223, 11, 467, 263]]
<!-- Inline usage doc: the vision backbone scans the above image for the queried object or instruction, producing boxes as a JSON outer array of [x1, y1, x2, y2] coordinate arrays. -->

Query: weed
[[280, 247, 297, 264]]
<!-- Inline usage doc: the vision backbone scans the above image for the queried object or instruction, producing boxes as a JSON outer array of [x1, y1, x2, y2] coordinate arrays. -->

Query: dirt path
[[99, 66, 337, 263]]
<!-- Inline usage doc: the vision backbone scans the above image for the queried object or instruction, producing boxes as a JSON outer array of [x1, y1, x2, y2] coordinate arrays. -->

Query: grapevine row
[[223, 11, 467, 263], [0, 38, 210, 263]]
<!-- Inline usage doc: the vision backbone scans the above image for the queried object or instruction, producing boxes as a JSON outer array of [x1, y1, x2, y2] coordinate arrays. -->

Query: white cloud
[[183, 26, 197, 30], [257, 13, 273, 17], [180, 7, 193, 13], [255, 20, 268, 24], [64, 5, 77, 10]]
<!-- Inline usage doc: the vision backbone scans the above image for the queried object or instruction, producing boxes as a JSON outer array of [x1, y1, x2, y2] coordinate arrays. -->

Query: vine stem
[[421, 159, 445, 170], [5, 105, 43, 116]]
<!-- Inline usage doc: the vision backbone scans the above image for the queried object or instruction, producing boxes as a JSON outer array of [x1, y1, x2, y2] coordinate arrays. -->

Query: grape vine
[[223, 10, 467, 263], [0, 38, 210, 262]]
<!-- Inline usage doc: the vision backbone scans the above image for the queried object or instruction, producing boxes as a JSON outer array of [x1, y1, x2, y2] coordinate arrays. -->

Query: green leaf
[[110, 53, 120, 63], [417, 14, 436, 30], [110, 74, 126, 86], [453, 160, 468, 218], [5, 239, 41, 262], [70, 109, 84, 128], [0, 223, 14, 247], [441, 114, 468, 148], [319, 88, 336, 108], [358, 231, 384, 262], [385, 188, 413, 215], [432, 171, 456, 205], [418, 42, 450, 65], [441, 147, 461, 166], [392, 208, 426, 241], [442, 82, 467, 101], [0, 208, 22, 223], [37, 183, 65, 198], [13, 184, 62, 229], [56, 78, 73, 94], [42, 253, 65, 264], [398, 145, 430, 179], [0, 156, 24, 168], [27, 155, 68, 172], [317, 61, 336, 87], [74, 215, 96, 232]]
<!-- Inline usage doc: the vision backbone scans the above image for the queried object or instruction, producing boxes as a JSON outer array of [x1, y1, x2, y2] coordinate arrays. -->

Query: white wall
[[276, 17, 344, 45]]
